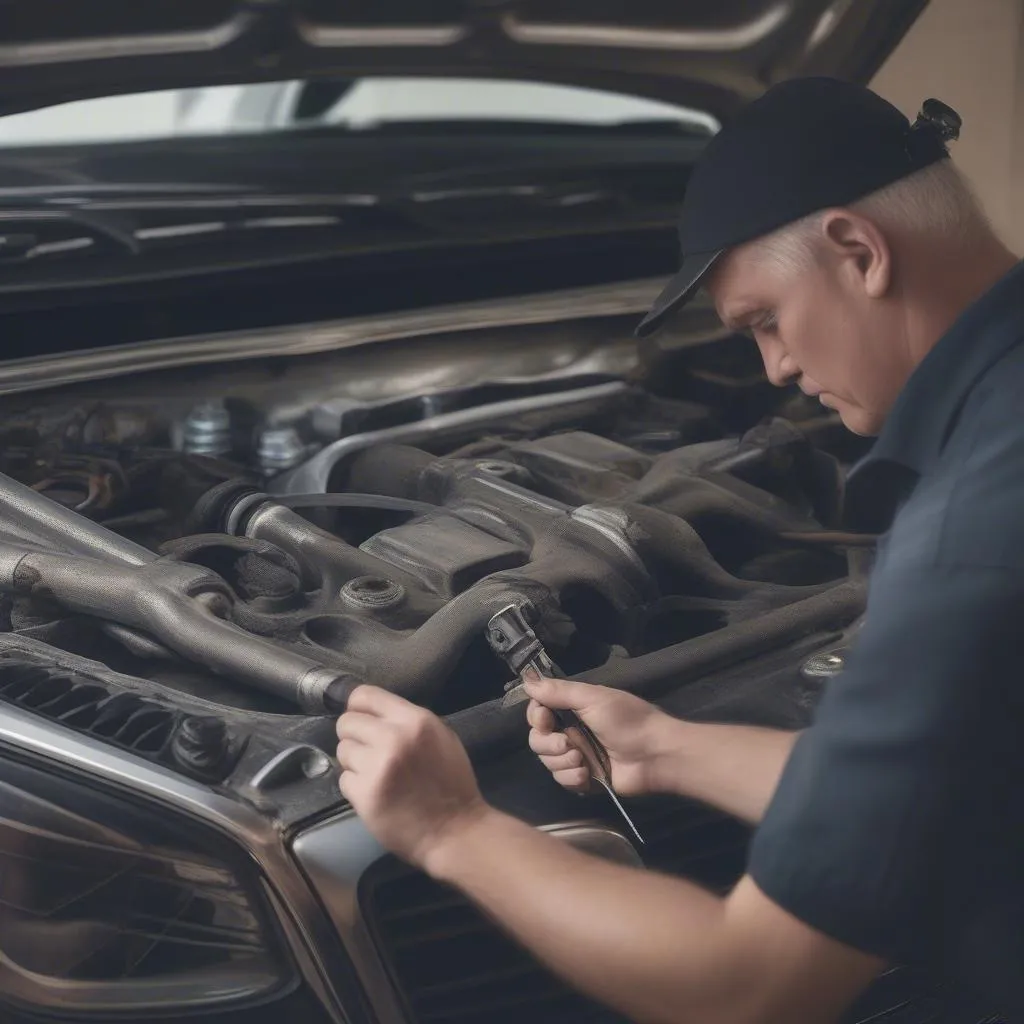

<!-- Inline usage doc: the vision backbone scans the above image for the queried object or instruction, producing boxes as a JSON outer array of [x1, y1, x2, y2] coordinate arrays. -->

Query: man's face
[[705, 236, 909, 436]]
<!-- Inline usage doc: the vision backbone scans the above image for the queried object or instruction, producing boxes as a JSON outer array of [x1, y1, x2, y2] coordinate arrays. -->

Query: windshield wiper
[[318, 117, 713, 138], [0, 207, 139, 263]]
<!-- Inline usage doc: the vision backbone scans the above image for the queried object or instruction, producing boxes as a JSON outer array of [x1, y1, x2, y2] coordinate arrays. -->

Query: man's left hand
[[335, 684, 490, 871]]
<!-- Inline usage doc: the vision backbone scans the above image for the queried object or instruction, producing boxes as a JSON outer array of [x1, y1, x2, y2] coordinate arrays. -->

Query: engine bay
[[0, 331, 872, 804]]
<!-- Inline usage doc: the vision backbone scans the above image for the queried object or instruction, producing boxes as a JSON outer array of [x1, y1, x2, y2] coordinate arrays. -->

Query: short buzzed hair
[[749, 159, 994, 275]]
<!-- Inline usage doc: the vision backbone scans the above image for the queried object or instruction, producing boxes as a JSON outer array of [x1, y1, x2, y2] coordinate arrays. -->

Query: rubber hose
[[448, 580, 866, 761]]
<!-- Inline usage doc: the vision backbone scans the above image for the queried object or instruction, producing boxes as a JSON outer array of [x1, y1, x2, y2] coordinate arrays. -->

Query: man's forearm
[[426, 807, 736, 1024], [648, 718, 801, 824], [424, 807, 876, 1024]]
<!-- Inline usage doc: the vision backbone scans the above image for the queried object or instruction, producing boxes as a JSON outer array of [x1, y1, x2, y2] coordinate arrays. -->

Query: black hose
[[448, 579, 866, 761], [590, 579, 864, 693]]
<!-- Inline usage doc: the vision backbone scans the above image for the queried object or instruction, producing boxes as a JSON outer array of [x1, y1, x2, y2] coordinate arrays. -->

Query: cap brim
[[634, 250, 723, 338]]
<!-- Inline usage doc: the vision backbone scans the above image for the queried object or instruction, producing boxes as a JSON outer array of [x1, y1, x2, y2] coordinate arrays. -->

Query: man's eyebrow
[[720, 305, 761, 330]]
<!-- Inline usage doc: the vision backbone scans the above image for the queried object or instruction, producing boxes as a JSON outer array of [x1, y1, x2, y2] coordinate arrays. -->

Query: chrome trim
[[293, 815, 407, 1024], [502, 3, 791, 52], [0, 17, 250, 67], [0, 702, 352, 1023], [251, 746, 333, 792], [299, 21, 467, 49], [293, 813, 640, 1024], [0, 278, 692, 397], [274, 381, 630, 495]]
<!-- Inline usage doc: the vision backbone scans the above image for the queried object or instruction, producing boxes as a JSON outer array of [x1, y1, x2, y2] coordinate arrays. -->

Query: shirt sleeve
[[747, 558, 1024, 963]]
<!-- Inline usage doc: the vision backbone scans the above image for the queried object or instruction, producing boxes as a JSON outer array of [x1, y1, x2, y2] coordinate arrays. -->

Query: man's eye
[[760, 314, 778, 333]]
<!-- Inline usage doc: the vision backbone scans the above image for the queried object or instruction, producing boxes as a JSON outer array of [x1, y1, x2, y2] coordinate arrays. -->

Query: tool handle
[[523, 659, 614, 785], [551, 706, 613, 784]]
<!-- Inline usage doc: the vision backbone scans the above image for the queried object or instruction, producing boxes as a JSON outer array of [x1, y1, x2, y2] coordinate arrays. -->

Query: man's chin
[[835, 404, 880, 437]]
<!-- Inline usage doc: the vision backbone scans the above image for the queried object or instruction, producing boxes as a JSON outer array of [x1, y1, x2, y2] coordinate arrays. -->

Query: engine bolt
[[181, 400, 232, 457], [171, 715, 230, 777], [256, 425, 308, 474], [341, 576, 405, 610], [800, 649, 846, 681]]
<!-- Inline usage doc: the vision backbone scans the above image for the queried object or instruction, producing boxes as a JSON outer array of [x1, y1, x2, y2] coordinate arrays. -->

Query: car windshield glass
[[0, 77, 719, 147]]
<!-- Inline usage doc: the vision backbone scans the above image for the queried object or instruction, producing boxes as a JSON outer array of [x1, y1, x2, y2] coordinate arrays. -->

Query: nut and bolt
[[256, 425, 308, 474], [171, 715, 230, 776], [181, 400, 232, 457]]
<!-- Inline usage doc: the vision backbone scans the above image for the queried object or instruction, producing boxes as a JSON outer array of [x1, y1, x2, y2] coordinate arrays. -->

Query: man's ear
[[818, 209, 892, 299]]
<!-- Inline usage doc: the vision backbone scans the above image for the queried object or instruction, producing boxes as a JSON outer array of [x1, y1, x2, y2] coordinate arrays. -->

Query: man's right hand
[[525, 677, 679, 797], [525, 676, 802, 824]]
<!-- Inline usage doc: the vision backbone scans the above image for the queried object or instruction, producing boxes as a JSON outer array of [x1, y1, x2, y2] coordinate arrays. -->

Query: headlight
[[0, 754, 293, 1015]]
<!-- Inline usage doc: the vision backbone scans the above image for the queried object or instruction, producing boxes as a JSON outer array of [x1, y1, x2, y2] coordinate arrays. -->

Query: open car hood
[[1, 0, 928, 119]]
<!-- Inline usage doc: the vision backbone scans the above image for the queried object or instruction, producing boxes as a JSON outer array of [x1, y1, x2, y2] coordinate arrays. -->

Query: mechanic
[[334, 77, 1024, 1023]]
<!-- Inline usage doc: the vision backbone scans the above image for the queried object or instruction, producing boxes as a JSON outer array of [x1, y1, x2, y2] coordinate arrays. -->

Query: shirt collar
[[844, 260, 1024, 530], [854, 259, 1024, 476]]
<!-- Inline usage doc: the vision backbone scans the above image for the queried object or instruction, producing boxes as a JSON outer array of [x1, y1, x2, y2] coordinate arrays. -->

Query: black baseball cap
[[635, 77, 959, 338]]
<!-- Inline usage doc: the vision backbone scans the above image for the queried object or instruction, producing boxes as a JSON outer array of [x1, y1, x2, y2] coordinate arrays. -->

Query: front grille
[[361, 796, 998, 1024], [362, 857, 628, 1024], [0, 657, 176, 753], [627, 794, 751, 891], [0, 654, 237, 781], [360, 795, 750, 1024]]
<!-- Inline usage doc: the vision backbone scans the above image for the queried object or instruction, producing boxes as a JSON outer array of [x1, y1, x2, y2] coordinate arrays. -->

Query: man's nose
[[761, 344, 799, 388]]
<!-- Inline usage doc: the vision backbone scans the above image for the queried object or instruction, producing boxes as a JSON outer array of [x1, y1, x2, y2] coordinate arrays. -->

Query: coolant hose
[[0, 540, 349, 712]]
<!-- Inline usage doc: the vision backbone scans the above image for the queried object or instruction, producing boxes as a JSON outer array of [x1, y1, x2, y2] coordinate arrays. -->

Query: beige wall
[[871, 0, 1024, 251]]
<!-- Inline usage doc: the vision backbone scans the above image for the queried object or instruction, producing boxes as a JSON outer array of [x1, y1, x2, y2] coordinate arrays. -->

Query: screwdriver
[[485, 602, 644, 846]]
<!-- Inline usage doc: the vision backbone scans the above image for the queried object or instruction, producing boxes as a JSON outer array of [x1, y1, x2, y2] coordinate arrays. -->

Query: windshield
[[0, 77, 718, 147]]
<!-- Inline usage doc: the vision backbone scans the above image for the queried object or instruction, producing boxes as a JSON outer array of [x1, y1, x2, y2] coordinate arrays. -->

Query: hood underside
[[1, 0, 927, 118]]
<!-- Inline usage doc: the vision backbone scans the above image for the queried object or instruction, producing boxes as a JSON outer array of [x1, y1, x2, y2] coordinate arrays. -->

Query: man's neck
[[906, 241, 1019, 367]]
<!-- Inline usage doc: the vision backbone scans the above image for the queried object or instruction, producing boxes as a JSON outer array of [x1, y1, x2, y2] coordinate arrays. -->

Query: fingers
[[336, 687, 422, 757], [528, 717, 589, 787], [337, 710, 384, 745], [527, 699, 557, 734], [529, 723, 569, 756], [338, 768, 355, 802], [527, 698, 588, 783], [336, 705, 408, 776], [539, 749, 584, 773], [336, 713, 388, 771], [345, 684, 418, 718], [523, 676, 601, 712], [553, 767, 591, 793], [337, 737, 370, 772]]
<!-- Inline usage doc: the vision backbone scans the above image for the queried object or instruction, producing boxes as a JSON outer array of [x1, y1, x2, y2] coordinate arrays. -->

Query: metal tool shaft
[[596, 781, 645, 845], [486, 601, 645, 845]]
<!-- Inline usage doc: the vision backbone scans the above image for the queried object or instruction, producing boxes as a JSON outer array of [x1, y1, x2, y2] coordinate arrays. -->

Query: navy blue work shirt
[[749, 260, 1024, 1016]]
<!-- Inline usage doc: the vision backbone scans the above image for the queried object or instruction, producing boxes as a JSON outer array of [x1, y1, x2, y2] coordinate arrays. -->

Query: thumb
[[523, 675, 597, 711]]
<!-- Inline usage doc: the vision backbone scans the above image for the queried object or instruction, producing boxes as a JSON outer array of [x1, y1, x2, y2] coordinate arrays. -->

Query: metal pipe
[[272, 381, 629, 494], [0, 470, 154, 566], [0, 540, 348, 712]]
